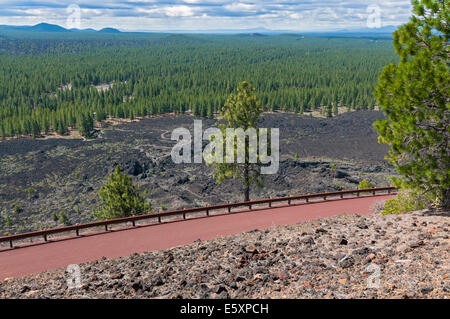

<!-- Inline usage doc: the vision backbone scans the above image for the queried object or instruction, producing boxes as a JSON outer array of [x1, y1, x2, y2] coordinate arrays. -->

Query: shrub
[[159, 201, 167, 212], [13, 204, 22, 214], [95, 166, 152, 220], [24, 187, 36, 198], [58, 211, 69, 225], [380, 189, 429, 215], [5, 215, 12, 227], [358, 180, 372, 189]]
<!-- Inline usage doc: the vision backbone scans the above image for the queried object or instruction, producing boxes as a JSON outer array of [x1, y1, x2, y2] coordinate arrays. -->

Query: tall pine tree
[[374, 0, 449, 208]]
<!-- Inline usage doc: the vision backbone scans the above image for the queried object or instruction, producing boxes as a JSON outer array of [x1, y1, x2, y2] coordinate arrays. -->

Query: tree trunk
[[244, 164, 250, 202]]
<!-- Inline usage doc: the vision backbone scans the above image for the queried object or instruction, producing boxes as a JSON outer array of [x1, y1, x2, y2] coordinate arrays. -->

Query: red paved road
[[0, 194, 393, 280]]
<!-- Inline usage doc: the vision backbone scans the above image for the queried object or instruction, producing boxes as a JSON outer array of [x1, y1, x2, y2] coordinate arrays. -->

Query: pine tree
[[76, 112, 94, 137], [333, 103, 339, 116], [210, 81, 265, 202], [31, 119, 41, 137], [95, 166, 152, 220], [374, 0, 449, 208], [326, 104, 333, 118]]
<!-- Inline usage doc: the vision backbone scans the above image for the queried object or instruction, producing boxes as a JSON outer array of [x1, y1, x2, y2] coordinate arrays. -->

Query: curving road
[[0, 194, 393, 280]]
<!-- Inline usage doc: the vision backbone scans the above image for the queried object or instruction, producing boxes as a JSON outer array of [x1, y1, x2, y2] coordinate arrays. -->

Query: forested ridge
[[0, 33, 397, 138]]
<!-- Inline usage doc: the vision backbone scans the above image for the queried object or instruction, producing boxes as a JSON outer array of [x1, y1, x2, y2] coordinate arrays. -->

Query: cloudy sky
[[0, 0, 413, 31]]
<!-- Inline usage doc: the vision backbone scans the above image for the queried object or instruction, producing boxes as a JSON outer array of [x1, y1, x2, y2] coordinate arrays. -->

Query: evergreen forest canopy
[[0, 32, 397, 138]]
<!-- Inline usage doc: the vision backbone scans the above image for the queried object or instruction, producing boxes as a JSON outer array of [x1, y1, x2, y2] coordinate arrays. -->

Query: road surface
[[0, 194, 393, 280]]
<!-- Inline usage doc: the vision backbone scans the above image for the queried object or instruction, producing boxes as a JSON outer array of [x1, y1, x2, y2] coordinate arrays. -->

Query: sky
[[0, 0, 413, 32]]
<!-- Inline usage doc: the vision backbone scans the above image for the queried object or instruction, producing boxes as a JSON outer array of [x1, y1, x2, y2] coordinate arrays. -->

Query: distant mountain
[[129, 26, 397, 38], [0, 23, 122, 34], [250, 33, 267, 37], [0, 23, 68, 32], [343, 26, 398, 34], [69, 28, 97, 33], [98, 28, 121, 34], [147, 27, 279, 34], [0, 22, 398, 37], [29, 23, 68, 32], [302, 26, 398, 38]]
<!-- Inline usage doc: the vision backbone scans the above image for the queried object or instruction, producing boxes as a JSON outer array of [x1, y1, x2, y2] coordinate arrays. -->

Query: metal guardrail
[[0, 187, 397, 249]]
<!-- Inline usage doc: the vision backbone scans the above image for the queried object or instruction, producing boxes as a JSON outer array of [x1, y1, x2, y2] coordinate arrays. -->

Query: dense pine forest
[[0, 32, 397, 138]]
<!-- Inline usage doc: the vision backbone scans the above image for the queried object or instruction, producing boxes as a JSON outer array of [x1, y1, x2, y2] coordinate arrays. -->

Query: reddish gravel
[[0, 194, 394, 281]]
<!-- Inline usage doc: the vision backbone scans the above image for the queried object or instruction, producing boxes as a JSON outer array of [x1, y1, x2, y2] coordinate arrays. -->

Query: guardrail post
[[183, 212, 186, 220], [132, 220, 135, 227], [288, 199, 291, 205], [268, 202, 272, 208], [10, 240, 13, 249], [76, 229, 79, 236], [44, 234, 47, 242], [249, 204, 252, 210], [206, 210, 209, 216], [228, 206, 231, 213], [158, 215, 161, 223], [306, 198, 309, 203], [357, 192, 360, 197], [105, 224, 108, 231]]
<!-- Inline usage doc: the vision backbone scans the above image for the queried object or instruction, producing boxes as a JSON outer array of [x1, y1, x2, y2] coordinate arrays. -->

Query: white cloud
[[165, 5, 196, 17], [224, 2, 257, 12]]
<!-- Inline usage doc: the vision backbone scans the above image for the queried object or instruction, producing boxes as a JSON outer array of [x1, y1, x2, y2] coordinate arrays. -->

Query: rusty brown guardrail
[[0, 186, 397, 249]]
